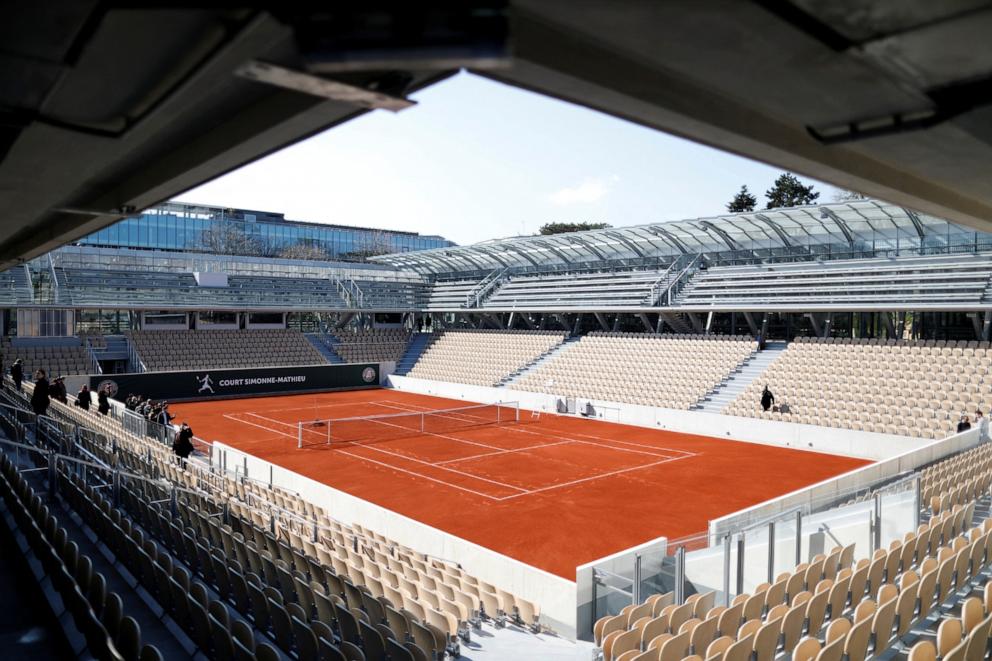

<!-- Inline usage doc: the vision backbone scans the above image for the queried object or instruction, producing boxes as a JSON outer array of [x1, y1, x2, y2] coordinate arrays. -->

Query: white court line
[[374, 401, 693, 460], [496, 454, 693, 500], [434, 440, 574, 465], [229, 411, 531, 494], [222, 413, 299, 443], [220, 413, 521, 496], [220, 400, 700, 501], [246, 400, 394, 414], [245, 410, 510, 453], [381, 400, 701, 457], [334, 449, 504, 501]]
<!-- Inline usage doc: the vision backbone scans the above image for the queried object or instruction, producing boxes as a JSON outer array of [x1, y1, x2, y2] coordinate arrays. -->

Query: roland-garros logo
[[362, 367, 376, 383]]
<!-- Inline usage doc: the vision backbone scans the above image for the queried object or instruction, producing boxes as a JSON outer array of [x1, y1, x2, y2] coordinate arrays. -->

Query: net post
[[514, 401, 520, 422], [326, 419, 332, 445], [420, 412, 425, 433], [297, 421, 303, 449]]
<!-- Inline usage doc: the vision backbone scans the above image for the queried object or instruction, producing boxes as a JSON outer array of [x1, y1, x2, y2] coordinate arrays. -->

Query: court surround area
[[171, 388, 870, 580]]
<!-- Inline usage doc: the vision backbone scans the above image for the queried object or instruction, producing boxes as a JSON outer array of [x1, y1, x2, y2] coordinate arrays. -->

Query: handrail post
[[795, 510, 803, 567], [721, 535, 731, 606], [873, 493, 882, 553], [676, 545, 687, 605], [633, 553, 642, 605], [767, 521, 775, 583], [48, 455, 57, 497]]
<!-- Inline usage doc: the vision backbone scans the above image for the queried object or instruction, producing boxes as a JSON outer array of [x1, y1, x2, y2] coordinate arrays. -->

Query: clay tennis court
[[170, 389, 870, 579]]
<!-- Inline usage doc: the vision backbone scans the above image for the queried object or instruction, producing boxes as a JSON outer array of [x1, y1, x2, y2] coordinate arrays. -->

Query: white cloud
[[548, 175, 619, 206]]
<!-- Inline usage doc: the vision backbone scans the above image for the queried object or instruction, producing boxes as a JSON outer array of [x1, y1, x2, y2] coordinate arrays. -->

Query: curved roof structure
[[371, 200, 992, 275]]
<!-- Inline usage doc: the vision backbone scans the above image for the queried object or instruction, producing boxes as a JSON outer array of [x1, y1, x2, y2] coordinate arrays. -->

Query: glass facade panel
[[76, 202, 454, 262]]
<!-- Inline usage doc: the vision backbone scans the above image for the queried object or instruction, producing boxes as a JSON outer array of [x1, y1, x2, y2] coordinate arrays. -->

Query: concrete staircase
[[305, 333, 345, 364], [499, 336, 579, 386], [394, 332, 436, 376], [692, 341, 788, 413]]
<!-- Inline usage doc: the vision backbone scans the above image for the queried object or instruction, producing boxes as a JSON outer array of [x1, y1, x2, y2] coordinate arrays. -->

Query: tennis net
[[297, 402, 521, 448]]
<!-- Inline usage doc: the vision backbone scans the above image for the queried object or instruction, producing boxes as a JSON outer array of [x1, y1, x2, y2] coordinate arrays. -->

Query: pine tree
[[765, 173, 820, 209], [726, 185, 757, 213]]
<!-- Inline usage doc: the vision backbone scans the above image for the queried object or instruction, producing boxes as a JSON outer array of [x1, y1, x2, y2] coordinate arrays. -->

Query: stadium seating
[[353, 278, 426, 308], [485, 268, 677, 308], [510, 333, 756, 409], [676, 254, 992, 307], [426, 279, 485, 308], [594, 440, 992, 661], [328, 328, 411, 363], [0, 265, 33, 305], [1, 380, 544, 659], [126, 329, 327, 371], [1, 337, 94, 376], [406, 329, 567, 386], [60, 267, 351, 308], [726, 337, 992, 439]]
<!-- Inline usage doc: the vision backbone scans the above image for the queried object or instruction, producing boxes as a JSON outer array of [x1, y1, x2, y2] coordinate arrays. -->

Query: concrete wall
[[386, 375, 925, 461], [211, 441, 580, 638]]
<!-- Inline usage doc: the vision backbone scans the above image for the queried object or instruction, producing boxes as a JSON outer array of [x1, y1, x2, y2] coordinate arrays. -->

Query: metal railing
[[664, 254, 701, 305], [464, 268, 507, 308], [582, 470, 922, 639]]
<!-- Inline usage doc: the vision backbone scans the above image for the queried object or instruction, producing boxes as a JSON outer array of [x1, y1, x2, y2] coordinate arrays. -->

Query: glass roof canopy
[[371, 200, 992, 276]]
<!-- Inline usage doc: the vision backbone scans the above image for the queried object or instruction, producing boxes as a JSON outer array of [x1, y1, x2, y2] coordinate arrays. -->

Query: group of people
[[6, 355, 195, 464], [123, 394, 195, 462], [7, 360, 111, 418], [956, 411, 990, 439], [123, 393, 176, 427]]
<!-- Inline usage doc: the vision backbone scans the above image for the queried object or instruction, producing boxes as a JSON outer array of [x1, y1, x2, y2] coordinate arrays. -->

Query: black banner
[[90, 363, 380, 402]]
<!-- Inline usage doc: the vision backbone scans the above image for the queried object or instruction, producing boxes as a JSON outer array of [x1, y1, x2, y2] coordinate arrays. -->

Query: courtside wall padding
[[90, 363, 380, 402]]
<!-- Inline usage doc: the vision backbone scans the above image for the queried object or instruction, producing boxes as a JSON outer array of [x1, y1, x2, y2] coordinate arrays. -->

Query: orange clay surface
[[171, 388, 871, 580]]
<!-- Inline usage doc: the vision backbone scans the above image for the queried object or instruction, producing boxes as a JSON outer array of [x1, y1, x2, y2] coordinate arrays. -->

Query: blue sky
[[176, 72, 839, 245]]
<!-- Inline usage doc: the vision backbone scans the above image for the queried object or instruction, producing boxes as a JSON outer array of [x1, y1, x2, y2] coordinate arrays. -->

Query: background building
[[77, 202, 454, 262]]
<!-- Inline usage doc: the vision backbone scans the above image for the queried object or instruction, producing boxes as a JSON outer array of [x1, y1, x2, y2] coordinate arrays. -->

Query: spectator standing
[[50, 376, 67, 404], [97, 387, 110, 416], [975, 410, 988, 441], [957, 415, 972, 433], [173, 422, 195, 466], [760, 385, 775, 412], [156, 402, 174, 427], [11, 359, 23, 392], [75, 384, 92, 411], [30, 369, 50, 416]]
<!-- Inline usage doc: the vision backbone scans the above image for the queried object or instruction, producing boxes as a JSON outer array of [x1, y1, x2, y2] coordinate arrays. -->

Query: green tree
[[726, 185, 757, 213], [538, 221, 612, 235], [765, 173, 820, 209]]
